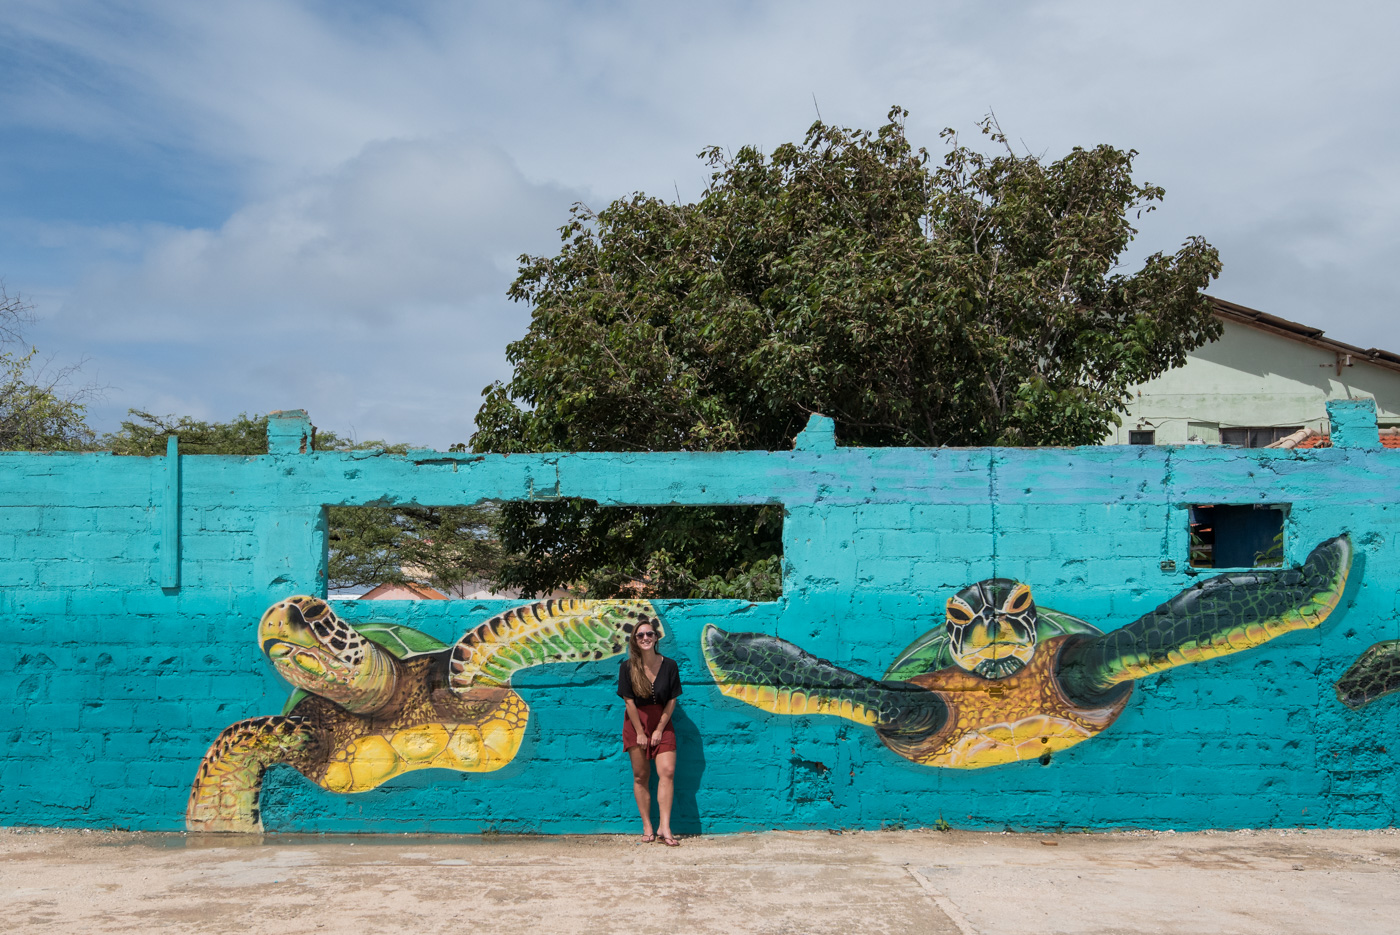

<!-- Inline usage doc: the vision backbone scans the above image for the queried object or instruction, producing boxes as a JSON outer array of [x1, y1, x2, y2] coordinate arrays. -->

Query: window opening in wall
[[1219, 426, 1303, 448], [1188, 503, 1287, 569], [1128, 430, 1156, 445], [327, 500, 783, 602], [1186, 422, 1221, 444], [327, 501, 504, 600]]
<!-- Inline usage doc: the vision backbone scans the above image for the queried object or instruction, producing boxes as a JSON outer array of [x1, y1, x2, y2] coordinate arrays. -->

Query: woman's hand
[[650, 729, 664, 748]]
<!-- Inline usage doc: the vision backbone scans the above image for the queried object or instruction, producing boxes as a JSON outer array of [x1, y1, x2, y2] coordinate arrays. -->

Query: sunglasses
[[635, 631, 657, 640]]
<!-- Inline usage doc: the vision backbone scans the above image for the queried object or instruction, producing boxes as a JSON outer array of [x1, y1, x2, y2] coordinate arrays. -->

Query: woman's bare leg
[[654, 749, 676, 842], [628, 746, 654, 839]]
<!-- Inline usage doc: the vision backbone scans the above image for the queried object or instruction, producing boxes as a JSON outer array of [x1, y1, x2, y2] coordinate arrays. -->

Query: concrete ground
[[2, 827, 1397, 935]]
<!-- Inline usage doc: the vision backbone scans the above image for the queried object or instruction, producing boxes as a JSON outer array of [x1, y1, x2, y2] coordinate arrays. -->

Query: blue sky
[[3, 0, 1398, 448]]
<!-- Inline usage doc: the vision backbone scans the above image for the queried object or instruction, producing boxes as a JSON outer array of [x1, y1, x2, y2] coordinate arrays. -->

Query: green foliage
[[0, 356, 93, 451], [101, 410, 275, 455], [1254, 528, 1285, 568], [0, 284, 94, 451], [1189, 528, 1211, 568], [101, 410, 501, 595], [326, 500, 502, 594], [473, 108, 1222, 597], [493, 500, 781, 600], [691, 555, 784, 601]]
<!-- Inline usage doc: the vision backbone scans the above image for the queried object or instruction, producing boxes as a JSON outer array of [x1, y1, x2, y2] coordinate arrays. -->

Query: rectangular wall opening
[[327, 500, 783, 602], [1188, 503, 1288, 569]]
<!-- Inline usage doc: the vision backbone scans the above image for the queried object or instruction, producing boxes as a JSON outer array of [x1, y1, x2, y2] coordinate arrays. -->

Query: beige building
[[1109, 298, 1400, 446]]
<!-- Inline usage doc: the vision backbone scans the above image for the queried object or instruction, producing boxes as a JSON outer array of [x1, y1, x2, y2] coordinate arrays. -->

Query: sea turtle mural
[[1335, 640, 1400, 710], [703, 535, 1353, 769], [187, 596, 660, 832]]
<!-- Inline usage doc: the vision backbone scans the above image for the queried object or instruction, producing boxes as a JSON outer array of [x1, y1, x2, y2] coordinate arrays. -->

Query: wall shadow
[[659, 706, 707, 835]]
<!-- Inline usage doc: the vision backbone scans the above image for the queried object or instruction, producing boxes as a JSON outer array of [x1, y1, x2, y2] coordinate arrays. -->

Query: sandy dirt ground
[[2, 827, 1398, 935]]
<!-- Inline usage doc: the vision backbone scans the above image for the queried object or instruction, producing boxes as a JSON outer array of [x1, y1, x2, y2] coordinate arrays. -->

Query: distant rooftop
[[1266, 426, 1400, 450], [1210, 297, 1400, 375]]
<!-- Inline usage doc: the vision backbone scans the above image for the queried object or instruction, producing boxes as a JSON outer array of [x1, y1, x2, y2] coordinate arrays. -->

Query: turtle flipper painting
[[186, 597, 661, 832], [1335, 640, 1400, 710], [703, 535, 1353, 769]]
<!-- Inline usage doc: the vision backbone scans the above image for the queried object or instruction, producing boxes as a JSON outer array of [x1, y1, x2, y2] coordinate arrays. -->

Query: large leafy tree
[[103, 411, 501, 594], [473, 108, 1222, 598]]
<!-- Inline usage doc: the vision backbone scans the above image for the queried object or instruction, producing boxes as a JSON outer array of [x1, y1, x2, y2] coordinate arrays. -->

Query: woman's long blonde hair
[[627, 622, 659, 699]]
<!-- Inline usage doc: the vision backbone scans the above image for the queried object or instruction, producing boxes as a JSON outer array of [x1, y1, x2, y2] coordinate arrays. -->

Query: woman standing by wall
[[619, 620, 682, 845]]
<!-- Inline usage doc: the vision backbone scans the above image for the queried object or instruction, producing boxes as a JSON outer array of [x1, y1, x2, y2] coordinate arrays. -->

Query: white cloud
[[45, 137, 580, 446], [79, 137, 572, 326]]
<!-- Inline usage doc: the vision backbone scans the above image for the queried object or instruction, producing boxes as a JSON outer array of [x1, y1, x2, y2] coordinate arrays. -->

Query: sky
[[2, 0, 1398, 449]]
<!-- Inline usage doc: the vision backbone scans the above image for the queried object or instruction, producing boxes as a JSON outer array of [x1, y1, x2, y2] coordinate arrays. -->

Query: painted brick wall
[[2, 402, 1397, 833]]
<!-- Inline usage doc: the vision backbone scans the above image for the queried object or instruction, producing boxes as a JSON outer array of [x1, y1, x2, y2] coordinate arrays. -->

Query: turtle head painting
[[943, 578, 1039, 679], [187, 597, 661, 832], [704, 535, 1353, 769], [259, 596, 400, 713]]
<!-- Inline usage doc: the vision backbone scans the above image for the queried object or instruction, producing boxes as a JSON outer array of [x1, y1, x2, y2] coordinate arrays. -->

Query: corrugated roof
[[1210, 297, 1400, 374]]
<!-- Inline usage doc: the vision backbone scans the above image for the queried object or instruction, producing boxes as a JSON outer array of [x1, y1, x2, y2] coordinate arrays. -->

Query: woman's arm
[[650, 697, 676, 747], [624, 698, 649, 745]]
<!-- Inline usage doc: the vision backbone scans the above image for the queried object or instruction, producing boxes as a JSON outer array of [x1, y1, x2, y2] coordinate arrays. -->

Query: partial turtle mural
[[703, 535, 1352, 769], [1335, 640, 1400, 710], [187, 597, 661, 832]]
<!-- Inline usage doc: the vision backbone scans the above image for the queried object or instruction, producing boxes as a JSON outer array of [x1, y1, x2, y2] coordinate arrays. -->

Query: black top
[[617, 656, 682, 707]]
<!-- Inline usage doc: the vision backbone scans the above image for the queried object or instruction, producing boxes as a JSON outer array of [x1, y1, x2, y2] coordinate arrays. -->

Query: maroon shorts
[[623, 703, 676, 758]]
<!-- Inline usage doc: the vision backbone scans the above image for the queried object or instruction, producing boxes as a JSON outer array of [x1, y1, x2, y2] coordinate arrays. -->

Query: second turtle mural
[[703, 535, 1353, 769]]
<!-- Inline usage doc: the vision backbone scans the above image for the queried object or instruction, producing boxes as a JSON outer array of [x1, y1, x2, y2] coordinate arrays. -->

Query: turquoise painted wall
[[2, 404, 1397, 833]]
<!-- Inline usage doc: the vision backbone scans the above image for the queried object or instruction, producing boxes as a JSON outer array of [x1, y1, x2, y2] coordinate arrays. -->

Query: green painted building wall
[[1109, 318, 1400, 444]]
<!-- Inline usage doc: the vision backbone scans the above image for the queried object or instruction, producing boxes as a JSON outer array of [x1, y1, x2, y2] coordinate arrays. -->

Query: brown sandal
[[660, 835, 680, 847]]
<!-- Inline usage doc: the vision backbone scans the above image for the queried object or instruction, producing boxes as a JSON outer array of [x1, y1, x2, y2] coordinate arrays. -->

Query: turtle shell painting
[[187, 597, 661, 832], [703, 535, 1353, 769]]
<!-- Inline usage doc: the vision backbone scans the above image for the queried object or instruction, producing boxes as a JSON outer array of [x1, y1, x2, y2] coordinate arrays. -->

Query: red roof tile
[[1278, 431, 1400, 449]]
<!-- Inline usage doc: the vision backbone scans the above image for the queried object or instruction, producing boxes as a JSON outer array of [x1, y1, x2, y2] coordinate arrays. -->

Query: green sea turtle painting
[[703, 535, 1353, 769], [186, 596, 660, 832]]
